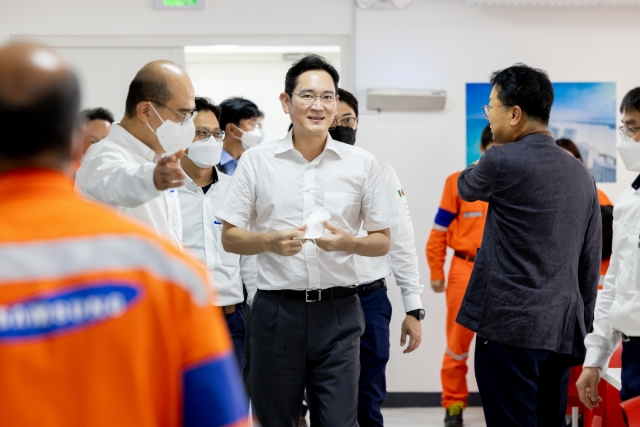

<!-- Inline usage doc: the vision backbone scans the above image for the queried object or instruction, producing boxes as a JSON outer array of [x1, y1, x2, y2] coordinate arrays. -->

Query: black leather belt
[[357, 278, 386, 296], [260, 286, 357, 303], [454, 251, 476, 263], [622, 333, 640, 342]]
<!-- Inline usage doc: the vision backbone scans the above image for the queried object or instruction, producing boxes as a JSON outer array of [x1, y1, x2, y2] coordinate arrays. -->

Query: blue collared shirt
[[219, 149, 239, 176]]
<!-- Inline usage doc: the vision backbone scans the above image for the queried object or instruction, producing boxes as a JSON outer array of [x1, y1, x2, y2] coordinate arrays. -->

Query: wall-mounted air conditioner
[[466, 0, 640, 5], [366, 89, 446, 112]]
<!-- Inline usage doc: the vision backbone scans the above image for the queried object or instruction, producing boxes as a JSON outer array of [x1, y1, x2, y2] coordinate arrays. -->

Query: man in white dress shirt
[[178, 96, 255, 371], [577, 87, 640, 412], [76, 61, 196, 247], [217, 55, 397, 427]]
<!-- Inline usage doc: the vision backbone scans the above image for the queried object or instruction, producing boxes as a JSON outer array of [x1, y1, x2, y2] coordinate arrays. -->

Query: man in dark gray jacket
[[457, 64, 601, 427]]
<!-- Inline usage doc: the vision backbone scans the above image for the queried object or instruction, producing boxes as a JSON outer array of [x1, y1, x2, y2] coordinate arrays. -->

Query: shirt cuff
[[402, 294, 423, 312], [583, 347, 612, 369], [430, 270, 445, 281], [215, 211, 249, 230]]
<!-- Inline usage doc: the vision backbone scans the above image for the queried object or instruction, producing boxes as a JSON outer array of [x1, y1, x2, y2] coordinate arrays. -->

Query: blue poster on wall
[[466, 82, 617, 182]]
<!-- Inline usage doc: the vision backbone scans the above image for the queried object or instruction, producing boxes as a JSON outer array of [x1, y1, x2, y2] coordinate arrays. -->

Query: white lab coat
[[354, 161, 423, 312], [584, 179, 640, 368]]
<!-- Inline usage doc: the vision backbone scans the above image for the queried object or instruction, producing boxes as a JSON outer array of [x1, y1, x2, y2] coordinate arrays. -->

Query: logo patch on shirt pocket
[[462, 211, 483, 218], [0, 282, 142, 342]]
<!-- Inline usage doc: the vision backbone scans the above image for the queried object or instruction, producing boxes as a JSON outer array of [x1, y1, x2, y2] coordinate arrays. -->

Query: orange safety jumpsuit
[[0, 168, 249, 427], [598, 188, 612, 286], [426, 171, 487, 409]]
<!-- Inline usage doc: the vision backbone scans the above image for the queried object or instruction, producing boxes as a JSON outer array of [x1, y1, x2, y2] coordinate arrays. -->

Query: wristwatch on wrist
[[407, 309, 425, 321]]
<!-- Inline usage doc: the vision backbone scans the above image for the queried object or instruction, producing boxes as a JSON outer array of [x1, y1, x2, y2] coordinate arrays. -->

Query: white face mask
[[187, 137, 223, 168], [147, 104, 196, 154], [233, 123, 262, 150], [617, 133, 640, 172], [295, 206, 331, 258]]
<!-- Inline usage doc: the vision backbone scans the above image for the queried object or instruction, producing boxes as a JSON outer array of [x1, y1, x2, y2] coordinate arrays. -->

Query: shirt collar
[[110, 124, 157, 162], [274, 130, 344, 160], [219, 149, 235, 166], [184, 166, 219, 193]]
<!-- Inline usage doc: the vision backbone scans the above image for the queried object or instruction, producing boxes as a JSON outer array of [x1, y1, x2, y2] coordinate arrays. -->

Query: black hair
[[480, 124, 494, 150], [80, 107, 114, 124], [556, 138, 582, 161], [0, 73, 80, 159], [337, 88, 359, 118], [284, 54, 339, 95], [219, 97, 261, 131], [620, 87, 640, 114], [194, 96, 222, 121], [124, 77, 172, 118], [490, 63, 554, 125]]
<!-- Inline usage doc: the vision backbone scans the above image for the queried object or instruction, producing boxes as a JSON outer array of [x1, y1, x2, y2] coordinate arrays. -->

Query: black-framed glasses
[[619, 125, 640, 138], [195, 129, 225, 142], [288, 92, 339, 105], [483, 103, 515, 119], [330, 117, 358, 129], [148, 100, 197, 125]]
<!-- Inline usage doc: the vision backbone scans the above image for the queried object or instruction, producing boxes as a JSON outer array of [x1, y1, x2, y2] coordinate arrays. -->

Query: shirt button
[[306, 188, 311, 192]]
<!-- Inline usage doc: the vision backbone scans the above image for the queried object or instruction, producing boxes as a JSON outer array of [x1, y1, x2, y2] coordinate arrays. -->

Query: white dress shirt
[[217, 131, 398, 292], [584, 178, 640, 368], [355, 161, 423, 312], [178, 168, 256, 307], [76, 124, 182, 247]]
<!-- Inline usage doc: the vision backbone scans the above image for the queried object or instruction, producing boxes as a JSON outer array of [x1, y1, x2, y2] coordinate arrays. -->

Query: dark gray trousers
[[250, 290, 365, 427]]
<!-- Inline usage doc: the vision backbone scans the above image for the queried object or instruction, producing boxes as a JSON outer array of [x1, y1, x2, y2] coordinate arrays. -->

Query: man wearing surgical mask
[[217, 97, 264, 176], [178, 97, 256, 371], [577, 87, 640, 413], [76, 60, 196, 247], [325, 89, 424, 427]]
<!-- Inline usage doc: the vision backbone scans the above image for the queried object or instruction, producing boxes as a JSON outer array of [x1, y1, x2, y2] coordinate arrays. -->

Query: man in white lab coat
[[577, 86, 640, 412], [306, 88, 424, 427], [178, 96, 256, 371], [76, 60, 196, 247]]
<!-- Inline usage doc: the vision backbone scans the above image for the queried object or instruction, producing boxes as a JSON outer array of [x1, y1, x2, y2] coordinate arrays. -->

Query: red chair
[[621, 396, 640, 427]]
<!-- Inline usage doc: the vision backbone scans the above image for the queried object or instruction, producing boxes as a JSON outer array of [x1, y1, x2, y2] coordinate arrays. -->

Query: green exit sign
[[154, 0, 205, 10]]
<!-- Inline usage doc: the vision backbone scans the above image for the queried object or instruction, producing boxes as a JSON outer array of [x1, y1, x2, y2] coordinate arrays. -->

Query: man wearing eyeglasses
[[217, 55, 397, 427], [577, 87, 640, 414], [457, 64, 601, 427], [76, 60, 197, 247], [177, 96, 256, 372]]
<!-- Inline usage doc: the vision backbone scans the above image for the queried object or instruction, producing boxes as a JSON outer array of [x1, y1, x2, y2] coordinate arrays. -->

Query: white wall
[[3, 0, 640, 395], [353, 0, 640, 393]]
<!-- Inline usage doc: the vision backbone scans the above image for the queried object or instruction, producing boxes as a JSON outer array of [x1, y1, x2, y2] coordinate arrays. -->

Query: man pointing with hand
[[218, 55, 397, 427], [77, 60, 195, 247]]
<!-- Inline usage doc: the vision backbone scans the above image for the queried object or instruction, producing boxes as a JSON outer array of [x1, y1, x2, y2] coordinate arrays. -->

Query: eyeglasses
[[289, 92, 339, 105], [330, 117, 358, 129], [148, 100, 197, 125], [195, 129, 225, 142], [619, 125, 640, 138], [483, 104, 514, 119]]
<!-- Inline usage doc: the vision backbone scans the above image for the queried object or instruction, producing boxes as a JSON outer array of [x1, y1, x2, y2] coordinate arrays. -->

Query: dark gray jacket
[[457, 132, 601, 360]]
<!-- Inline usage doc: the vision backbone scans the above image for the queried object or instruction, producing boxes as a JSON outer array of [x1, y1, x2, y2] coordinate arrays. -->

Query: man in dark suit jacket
[[457, 64, 602, 427]]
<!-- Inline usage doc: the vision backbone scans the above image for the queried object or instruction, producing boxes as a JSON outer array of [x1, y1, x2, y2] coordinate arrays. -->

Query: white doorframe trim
[[10, 34, 353, 90]]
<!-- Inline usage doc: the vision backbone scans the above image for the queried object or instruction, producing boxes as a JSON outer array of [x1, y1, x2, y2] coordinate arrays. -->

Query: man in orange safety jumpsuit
[[426, 124, 496, 427], [0, 42, 249, 427]]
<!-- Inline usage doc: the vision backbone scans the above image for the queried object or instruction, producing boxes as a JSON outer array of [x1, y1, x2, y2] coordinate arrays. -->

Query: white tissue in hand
[[303, 206, 331, 239]]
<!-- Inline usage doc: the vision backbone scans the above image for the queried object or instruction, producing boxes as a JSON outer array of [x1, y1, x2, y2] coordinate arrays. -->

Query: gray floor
[[250, 407, 487, 426], [381, 407, 486, 427]]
